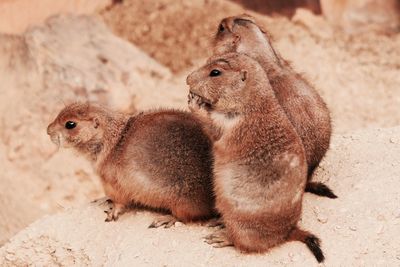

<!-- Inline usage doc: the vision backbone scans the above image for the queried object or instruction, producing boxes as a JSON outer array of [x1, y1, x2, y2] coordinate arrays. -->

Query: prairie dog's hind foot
[[91, 196, 111, 205], [204, 229, 233, 248], [204, 217, 225, 228], [149, 215, 178, 228]]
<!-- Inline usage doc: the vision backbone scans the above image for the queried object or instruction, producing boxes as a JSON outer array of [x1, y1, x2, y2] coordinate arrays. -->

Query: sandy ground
[[0, 0, 400, 265], [1, 126, 400, 266]]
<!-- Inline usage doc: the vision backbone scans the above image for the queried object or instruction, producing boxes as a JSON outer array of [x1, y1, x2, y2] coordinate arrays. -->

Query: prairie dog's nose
[[186, 71, 197, 86]]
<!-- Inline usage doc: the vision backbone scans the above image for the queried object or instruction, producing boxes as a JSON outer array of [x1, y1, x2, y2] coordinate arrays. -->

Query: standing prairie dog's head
[[213, 15, 277, 63], [47, 103, 108, 149], [186, 52, 271, 114]]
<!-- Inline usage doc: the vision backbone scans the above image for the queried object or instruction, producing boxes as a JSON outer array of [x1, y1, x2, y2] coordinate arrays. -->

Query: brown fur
[[186, 53, 324, 262], [213, 15, 333, 187], [47, 103, 215, 224]]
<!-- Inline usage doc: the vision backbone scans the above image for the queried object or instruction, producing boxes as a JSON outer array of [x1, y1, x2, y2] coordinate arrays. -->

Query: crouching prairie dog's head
[[47, 103, 124, 159], [186, 52, 272, 115], [213, 15, 278, 64], [47, 103, 105, 148]]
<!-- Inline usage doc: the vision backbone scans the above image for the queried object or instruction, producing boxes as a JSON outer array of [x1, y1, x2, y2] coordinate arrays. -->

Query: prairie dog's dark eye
[[209, 69, 221, 77], [218, 24, 225, 32], [65, 121, 77, 129]]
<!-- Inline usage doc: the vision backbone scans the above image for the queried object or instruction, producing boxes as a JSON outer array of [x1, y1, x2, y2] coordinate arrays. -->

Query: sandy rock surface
[[1, 0, 400, 265], [0, 0, 112, 34], [1, 126, 400, 266]]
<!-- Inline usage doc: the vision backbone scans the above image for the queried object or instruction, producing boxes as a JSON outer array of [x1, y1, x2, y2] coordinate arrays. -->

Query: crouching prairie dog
[[47, 103, 215, 227], [213, 15, 336, 198], [187, 53, 324, 262]]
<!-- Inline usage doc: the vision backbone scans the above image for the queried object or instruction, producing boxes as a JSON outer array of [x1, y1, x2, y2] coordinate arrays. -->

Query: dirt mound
[[231, 0, 321, 17], [274, 9, 400, 132], [101, 0, 247, 73], [2, 126, 400, 266], [102, 3, 400, 132], [320, 0, 400, 34]]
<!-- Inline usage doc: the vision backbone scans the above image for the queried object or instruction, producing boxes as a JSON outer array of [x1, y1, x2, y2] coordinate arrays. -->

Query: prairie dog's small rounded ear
[[241, 70, 247, 81], [93, 117, 100, 129]]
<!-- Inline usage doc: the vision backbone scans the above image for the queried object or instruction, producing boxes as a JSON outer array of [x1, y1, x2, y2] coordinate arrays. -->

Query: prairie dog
[[213, 15, 336, 198], [187, 53, 324, 262], [47, 103, 215, 227]]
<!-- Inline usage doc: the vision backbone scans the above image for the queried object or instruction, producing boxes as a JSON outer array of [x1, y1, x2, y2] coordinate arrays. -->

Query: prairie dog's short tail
[[305, 181, 337, 199], [288, 227, 325, 263]]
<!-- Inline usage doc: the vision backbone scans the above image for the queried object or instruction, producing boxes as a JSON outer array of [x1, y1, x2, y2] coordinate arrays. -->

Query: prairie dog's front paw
[[103, 200, 126, 222], [188, 93, 209, 118], [188, 92, 202, 112]]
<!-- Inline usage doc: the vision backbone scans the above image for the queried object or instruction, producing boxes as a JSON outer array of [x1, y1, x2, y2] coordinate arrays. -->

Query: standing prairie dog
[[187, 53, 324, 263], [213, 15, 336, 198], [47, 103, 215, 227]]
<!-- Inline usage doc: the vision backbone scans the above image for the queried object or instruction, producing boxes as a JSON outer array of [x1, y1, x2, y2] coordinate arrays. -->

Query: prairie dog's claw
[[149, 215, 178, 228], [204, 229, 233, 248], [103, 201, 126, 222]]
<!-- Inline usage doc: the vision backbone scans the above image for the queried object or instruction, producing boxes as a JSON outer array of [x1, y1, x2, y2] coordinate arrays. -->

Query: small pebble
[[313, 207, 328, 224], [376, 225, 385, 234], [353, 183, 361, 190], [349, 135, 359, 141], [377, 215, 385, 221], [291, 254, 300, 262], [361, 248, 369, 255], [349, 225, 357, 231], [288, 252, 300, 262], [393, 209, 400, 218], [317, 214, 328, 224], [5, 254, 15, 261], [6, 248, 15, 254]]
